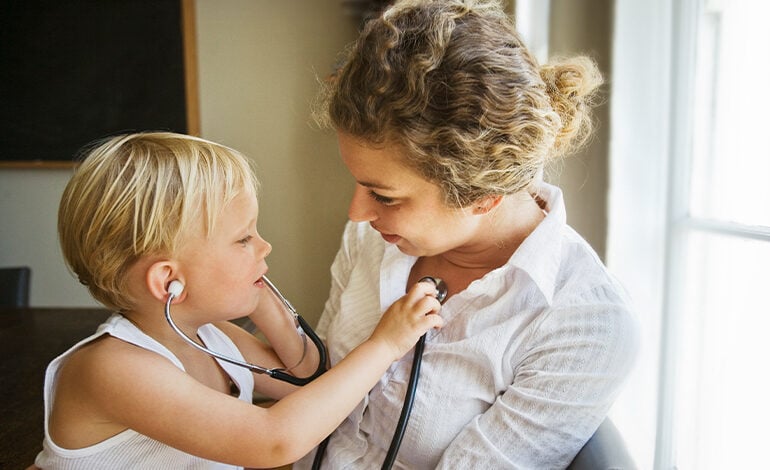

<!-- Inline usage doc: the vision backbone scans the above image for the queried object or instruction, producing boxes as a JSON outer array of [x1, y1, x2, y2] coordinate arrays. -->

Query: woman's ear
[[146, 261, 185, 303], [472, 195, 504, 215]]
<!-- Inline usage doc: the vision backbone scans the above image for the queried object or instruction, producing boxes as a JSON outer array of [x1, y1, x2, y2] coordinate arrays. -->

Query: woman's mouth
[[371, 224, 401, 244], [379, 232, 402, 244]]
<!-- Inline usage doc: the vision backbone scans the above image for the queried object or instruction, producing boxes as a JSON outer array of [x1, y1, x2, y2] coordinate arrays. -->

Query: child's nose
[[256, 234, 272, 258]]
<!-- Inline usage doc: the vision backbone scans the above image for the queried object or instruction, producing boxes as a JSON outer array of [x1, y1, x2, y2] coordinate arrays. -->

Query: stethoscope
[[164, 277, 328, 386], [311, 276, 448, 470], [164, 275, 447, 469]]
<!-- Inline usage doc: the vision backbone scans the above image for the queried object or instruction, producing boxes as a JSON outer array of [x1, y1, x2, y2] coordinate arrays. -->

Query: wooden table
[[0, 307, 112, 469]]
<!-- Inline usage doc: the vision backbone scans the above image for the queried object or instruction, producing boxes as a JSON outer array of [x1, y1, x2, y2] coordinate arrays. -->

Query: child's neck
[[121, 308, 234, 394]]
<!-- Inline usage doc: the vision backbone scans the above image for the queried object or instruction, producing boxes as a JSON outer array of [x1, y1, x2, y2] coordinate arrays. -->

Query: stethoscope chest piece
[[419, 276, 448, 303]]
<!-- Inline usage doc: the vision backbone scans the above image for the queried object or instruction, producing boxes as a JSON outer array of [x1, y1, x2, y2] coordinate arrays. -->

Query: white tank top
[[35, 313, 255, 469]]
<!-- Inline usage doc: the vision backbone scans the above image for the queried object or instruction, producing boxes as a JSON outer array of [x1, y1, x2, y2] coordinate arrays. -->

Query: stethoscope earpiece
[[167, 280, 184, 298]]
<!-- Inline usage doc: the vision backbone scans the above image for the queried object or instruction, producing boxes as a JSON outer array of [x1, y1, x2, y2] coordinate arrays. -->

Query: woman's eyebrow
[[358, 180, 396, 191]]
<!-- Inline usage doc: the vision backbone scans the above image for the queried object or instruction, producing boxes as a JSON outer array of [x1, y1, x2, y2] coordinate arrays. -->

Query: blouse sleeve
[[315, 221, 360, 340], [436, 294, 639, 469]]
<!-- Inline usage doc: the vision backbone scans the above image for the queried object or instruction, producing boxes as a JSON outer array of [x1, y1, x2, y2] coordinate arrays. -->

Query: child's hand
[[368, 280, 444, 361]]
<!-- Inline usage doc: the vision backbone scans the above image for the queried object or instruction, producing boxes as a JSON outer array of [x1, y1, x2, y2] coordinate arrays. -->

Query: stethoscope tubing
[[165, 274, 444, 469], [310, 336, 427, 470], [381, 332, 426, 469], [164, 276, 327, 386], [313, 276, 447, 470]]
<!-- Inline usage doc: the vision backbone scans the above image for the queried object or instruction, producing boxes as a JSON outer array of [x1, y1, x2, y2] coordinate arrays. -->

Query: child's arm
[[242, 282, 322, 389], [62, 280, 442, 468]]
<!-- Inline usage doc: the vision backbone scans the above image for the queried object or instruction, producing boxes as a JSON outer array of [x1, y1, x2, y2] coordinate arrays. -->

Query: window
[[610, 0, 770, 468]]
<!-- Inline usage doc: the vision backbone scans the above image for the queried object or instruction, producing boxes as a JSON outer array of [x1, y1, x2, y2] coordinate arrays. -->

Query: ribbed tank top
[[34, 313, 254, 469]]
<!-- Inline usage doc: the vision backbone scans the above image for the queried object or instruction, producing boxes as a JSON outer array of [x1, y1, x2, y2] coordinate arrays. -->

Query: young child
[[34, 132, 444, 469]]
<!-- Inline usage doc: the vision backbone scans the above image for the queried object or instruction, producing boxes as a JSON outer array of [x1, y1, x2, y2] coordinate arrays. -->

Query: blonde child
[[33, 132, 443, 469]]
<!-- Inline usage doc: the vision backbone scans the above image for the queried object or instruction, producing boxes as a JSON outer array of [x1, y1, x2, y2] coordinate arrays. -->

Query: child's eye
[[369, 190, 396, 206], [237, 235, 253, 246]]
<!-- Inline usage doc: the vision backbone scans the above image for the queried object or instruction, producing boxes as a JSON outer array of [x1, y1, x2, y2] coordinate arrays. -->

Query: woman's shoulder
[[555, 227, 632, 303], [524, 289, 639, 382], [532, 249, 640, 372]]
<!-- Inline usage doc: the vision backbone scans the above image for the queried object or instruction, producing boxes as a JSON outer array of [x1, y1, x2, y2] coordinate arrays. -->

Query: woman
[[297, 0, 639, 468]]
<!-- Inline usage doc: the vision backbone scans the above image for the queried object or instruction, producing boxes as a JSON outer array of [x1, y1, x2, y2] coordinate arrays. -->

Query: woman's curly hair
[[315, 0, 602, 207]]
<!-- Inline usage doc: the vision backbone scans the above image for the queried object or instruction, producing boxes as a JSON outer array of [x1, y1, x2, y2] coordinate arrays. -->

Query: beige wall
[[0, 2, 358, 324], [547, 0, 614, 259], [194, 0, 357, 325], [0, 1, 612, 321]]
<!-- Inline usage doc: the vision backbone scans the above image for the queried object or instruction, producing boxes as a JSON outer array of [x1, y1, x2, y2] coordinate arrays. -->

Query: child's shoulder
[[49, 335, 186, 448], [59, 335, 179, 391]]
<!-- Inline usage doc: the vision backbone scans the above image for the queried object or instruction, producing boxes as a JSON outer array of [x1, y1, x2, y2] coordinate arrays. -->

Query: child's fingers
[[407, 294, 444, 332], [419, 304, 444, 330], [413, 295, 442, 317], [404, 278, 442, 304]]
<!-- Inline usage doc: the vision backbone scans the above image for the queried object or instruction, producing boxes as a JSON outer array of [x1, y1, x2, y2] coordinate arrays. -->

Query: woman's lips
[[380, 232, 401, 244], [372, 224, 401, 244]]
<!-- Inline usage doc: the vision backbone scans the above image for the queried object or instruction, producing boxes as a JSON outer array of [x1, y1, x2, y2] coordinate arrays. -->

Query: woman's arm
[[436, 303, 639, 469]]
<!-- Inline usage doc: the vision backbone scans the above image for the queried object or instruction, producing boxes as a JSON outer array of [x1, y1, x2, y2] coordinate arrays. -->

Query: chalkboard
[[0, 0, 198, 167]]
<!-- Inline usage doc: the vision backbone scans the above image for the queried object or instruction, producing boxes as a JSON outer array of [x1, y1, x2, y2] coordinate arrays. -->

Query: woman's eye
[[369, 190, 396, 205]]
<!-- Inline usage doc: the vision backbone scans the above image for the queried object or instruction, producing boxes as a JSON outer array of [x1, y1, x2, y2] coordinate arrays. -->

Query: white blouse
[[295, 182, 639, 469]]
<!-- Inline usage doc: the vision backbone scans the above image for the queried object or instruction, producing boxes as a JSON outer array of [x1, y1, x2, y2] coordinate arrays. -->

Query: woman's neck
[[410, 192, 545, 296], [444, 192, 544, 269]]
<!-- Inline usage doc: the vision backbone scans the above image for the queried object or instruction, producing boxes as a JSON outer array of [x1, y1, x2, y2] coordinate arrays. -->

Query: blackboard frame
[[0, 0, 199, 168]]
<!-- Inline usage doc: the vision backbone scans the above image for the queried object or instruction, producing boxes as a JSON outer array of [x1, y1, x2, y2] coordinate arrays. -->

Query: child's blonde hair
[[58, 132, 258, 311]]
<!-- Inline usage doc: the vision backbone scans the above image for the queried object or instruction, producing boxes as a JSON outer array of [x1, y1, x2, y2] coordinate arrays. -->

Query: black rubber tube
[[381, 333, 426, 470]]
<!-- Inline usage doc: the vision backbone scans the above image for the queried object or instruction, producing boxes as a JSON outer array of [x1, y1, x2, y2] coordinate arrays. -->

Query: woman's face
[[338, 132, 483, 257]]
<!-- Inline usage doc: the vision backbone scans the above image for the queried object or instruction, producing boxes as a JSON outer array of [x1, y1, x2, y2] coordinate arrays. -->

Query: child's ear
[[472, 195, 504, 215], [146, 261, 185, 303]]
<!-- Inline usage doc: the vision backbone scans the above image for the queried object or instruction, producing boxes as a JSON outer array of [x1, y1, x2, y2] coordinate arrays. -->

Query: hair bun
[[539, 56, 603, 157]]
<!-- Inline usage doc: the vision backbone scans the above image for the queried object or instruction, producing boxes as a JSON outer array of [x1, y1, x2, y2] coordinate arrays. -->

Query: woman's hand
[[369, 280, 444, 361]]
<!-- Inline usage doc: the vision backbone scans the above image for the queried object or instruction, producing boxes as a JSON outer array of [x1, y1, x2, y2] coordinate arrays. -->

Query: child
[[34, 132, 443, 469]]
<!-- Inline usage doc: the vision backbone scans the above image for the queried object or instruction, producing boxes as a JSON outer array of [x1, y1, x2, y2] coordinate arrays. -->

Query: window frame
[[610, 0, 770, 468]]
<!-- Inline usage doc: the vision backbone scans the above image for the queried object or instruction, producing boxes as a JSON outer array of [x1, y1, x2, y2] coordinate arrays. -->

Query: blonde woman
[[296, 0, 639, 468]]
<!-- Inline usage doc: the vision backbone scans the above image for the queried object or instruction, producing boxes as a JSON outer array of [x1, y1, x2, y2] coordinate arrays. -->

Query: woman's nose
[[348, 184, 377, 222]]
